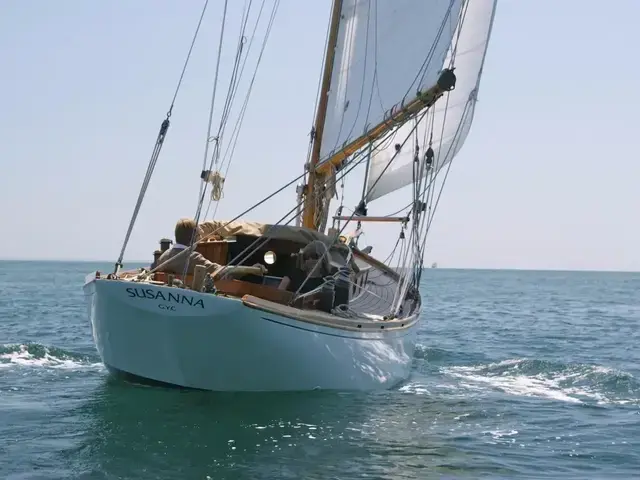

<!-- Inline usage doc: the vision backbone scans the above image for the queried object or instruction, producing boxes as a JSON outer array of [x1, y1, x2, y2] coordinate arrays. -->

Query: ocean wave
[[441, 358, 639, 406], [412, 344, 453, 362], [0, 343, 103, 371]]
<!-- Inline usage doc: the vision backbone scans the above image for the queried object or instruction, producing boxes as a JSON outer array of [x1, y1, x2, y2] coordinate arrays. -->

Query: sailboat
[[83, 0, 498, 391]]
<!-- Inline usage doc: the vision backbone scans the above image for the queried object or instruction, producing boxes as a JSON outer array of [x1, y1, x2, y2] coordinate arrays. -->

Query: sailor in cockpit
[[154, 218, 267, 280]]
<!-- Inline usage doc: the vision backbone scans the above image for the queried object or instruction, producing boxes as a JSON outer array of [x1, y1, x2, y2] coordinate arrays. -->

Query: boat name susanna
[[125, 287, 205, 309]]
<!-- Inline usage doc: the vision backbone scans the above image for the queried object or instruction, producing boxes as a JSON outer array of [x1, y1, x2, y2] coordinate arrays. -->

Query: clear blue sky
[[1, 0, 638, 271]]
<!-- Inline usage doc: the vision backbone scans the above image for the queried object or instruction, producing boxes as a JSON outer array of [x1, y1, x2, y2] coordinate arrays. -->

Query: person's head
[[298, 241, 327, 275], [174, 218, 198, 246]]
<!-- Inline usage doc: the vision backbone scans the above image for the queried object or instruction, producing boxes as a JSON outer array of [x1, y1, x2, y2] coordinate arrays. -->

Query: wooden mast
[[301, 1, 457, 230], [301, 0, 343, 230]]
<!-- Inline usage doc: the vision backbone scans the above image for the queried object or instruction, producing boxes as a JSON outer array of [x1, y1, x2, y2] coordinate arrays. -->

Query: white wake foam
[[0, 344, 103, 371], [442, 358, 635, 405]]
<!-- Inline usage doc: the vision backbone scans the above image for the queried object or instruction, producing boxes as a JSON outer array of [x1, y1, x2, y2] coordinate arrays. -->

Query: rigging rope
[[184, 0, 246, 277], [149, 134, 374, 278], [196, 0, 229, 207], [295, 0, 468, 308], [112, 0, 210, 273], [216, 138, 379, 274], [124, 0, 468, 319], [168, 0, 211, 117], [114, 120, 169, 273], [351, 0, 459, 217], [255, 2, 470, 311], [207, 0, 281, 223], [291, 108, 430, 309], [390, 91, 475, 304]]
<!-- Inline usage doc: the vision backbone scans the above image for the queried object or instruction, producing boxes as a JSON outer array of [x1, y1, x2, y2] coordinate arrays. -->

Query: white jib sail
[[319, 0, 465, 163], [365, 0, 498, 202]]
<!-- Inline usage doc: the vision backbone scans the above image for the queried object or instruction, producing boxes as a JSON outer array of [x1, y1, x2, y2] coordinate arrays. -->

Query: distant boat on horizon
[[431, 262, 438, 269]]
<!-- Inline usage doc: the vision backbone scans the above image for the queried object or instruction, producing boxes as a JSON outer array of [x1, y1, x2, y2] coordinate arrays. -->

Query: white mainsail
[[365, 0, 497, 202], [318, 0, 465, 162]]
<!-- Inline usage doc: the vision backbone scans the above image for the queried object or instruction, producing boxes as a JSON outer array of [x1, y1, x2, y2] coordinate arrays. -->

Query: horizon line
[[0, 258, 637, 274]]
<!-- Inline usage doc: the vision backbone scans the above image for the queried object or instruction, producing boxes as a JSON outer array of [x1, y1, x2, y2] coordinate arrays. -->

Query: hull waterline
[[83, 276, 419, 392]]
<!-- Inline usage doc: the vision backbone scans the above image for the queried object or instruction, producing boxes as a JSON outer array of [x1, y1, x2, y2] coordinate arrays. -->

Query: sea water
[[1, 261, 639, 479]]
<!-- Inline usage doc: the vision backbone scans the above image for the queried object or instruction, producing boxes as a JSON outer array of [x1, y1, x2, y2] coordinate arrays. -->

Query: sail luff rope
[[448, 0, 471, 70], [112, 0, 210, 273]]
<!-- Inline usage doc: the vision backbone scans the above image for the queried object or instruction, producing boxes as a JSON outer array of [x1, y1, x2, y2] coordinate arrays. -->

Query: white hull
[[83, 276, 419, 391]]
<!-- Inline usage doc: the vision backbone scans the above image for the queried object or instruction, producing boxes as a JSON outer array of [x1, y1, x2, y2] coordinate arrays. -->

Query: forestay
[[365, 0, 497, 202], [318, 0, 464, 163]]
